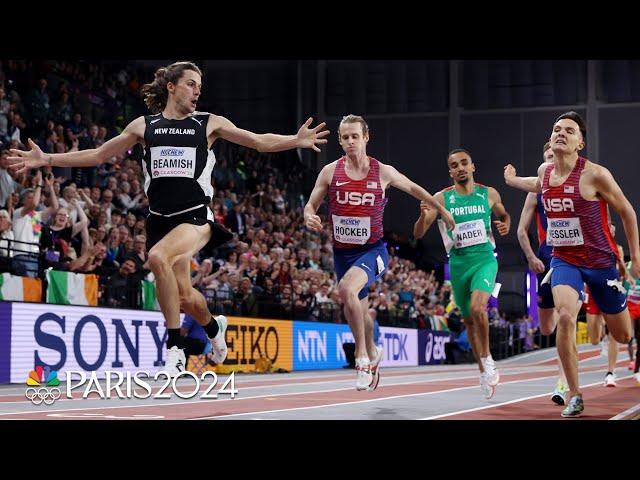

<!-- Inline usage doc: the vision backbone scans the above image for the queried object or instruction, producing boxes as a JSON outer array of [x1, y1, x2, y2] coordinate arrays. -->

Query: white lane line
[[421, 374, 637, 420], [195, 370, 574, 419], [0, 371, 497, 417]]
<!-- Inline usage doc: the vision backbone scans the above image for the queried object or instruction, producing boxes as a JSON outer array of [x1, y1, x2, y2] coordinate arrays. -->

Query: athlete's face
[[550, 119, 584, 155], [338, 122, 368, 157], [448, 152, 475, 185], [168, 69, 202, 114], [543, 148, 554, 163]]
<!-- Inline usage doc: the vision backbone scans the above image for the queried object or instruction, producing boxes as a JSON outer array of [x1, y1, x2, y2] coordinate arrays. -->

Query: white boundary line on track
[[194, 369, 589, 419], [0, 370, 501, 417], [195, 362, 634, 420], [609, 402, 640, 420], [0, 357, 621, 416], [420, 374, 637, 420]]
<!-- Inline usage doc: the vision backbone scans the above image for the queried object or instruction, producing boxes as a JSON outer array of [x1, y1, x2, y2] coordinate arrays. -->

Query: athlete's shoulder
[[319, 160, 339, 180], [537, 161, 551, 175], [125, 116, 147, 137], [585, 161, 614, 184]]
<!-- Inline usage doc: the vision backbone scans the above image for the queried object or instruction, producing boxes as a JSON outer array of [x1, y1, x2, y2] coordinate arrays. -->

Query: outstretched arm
[[304, 165, 332, 232], [489, 187, 510, 236], [209, 115, 329, 153], [8, 117, 145, 173], [593, 166, 640, 278], [517, 193, 545, 273], [504, 162, 547, 193], [382, 164, 455, 230]]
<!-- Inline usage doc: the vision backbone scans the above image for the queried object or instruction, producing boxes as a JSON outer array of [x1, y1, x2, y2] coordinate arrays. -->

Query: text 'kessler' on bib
[[547, 217, 584, 246], [453, 219, 487, 249], [150, 146, 197, 179], [332, 215, 371, 245]]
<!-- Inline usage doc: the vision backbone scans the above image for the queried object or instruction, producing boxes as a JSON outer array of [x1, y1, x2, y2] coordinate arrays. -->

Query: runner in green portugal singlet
[[413, 149, 511, 400]]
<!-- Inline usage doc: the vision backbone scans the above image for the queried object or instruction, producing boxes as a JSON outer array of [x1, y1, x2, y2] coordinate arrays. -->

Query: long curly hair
[[140, 61, 202, 114]]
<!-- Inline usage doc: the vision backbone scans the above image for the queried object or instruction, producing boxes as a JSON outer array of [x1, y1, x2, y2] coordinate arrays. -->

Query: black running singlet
[[142, 112, 216, 215]]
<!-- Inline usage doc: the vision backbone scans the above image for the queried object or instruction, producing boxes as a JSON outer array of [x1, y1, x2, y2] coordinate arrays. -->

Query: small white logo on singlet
[[336, 181, 350, 186], [191, 117, 203, 126], [150, 118, 162, 124]]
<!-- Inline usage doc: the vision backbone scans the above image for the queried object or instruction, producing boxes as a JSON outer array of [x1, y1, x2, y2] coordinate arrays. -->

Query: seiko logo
[[543, 198, 574, 212], [336, 192, 375, 206]]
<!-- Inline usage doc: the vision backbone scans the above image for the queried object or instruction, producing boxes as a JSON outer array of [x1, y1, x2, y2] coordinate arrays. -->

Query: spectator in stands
[[272, 260, 292, 291], [12, 171, 57, 276], [236, 277, 258, 317], [0, 148, 22, 210], [103, 257, 139, 309], [226, 202, 247, 235], [0, 209, 14, 272], [104, 226, 125, 269], [40, 201, 89, 269], [192, 258, 214, 291]]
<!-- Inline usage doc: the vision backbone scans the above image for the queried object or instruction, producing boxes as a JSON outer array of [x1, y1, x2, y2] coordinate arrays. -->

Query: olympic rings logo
[[25, 387, 62, 405]]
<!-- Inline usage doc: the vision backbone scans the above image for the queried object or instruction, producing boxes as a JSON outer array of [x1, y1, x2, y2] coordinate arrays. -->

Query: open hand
[[296, 117, 330, 153]]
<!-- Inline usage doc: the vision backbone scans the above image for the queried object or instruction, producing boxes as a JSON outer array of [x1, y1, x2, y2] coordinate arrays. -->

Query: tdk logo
[[160, 148, 185, 156], [336, 192, 375, 206], [543, 198, 574, 213], [380, 333, 407, 361]]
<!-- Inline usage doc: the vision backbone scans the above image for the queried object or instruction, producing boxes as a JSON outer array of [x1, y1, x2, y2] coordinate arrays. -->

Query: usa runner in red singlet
[[516, 142, 569, 405], [304, 115, 455, 391], [504, 111, 639, 418]]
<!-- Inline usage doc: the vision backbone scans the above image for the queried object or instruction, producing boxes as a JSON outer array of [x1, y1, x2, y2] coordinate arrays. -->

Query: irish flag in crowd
[[0, 273, 42, 302], [46, 269, 98, 306], [142, 278, 160, 311]]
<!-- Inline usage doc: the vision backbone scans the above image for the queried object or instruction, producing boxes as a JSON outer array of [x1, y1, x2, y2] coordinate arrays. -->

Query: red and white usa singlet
[[328, 156, 387, 250], [541, 156, 618, 269]]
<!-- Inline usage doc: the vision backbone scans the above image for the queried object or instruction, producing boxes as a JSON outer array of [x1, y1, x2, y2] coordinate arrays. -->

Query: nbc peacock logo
[[25, 365, 62, 405]]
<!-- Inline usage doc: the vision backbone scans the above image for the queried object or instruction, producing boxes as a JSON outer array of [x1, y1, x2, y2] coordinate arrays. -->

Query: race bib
[[547, 217, 584, 247], [453, 219, 487, 249], [332, 215, 371, 245], [149, 146, 197, 179]]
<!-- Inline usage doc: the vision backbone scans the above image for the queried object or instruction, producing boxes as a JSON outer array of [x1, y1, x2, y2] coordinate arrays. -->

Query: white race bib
[[149, 146, 197, 179], [332, 215, 371, 245], [452, 219, 487, 249], [547, 217, 584, 247]]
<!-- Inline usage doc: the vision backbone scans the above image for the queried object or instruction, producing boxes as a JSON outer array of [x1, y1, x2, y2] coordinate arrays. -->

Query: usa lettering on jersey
[[543, 198, 575, 213], [336, 191, 375, 206]]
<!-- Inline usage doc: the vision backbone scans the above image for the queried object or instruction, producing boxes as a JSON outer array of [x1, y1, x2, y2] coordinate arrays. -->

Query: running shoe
[[209, 315, 228, 364], [165, 346, 186, 377], [561, 395, 584, 418], [367, 345, 384, 391]]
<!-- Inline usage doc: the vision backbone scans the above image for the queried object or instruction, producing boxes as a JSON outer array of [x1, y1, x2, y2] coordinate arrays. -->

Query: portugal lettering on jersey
[[541, 157, 617, 269], [439, 184, 495, 255], [142, 112, 216, 215], [328, 157, 387, 249]]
